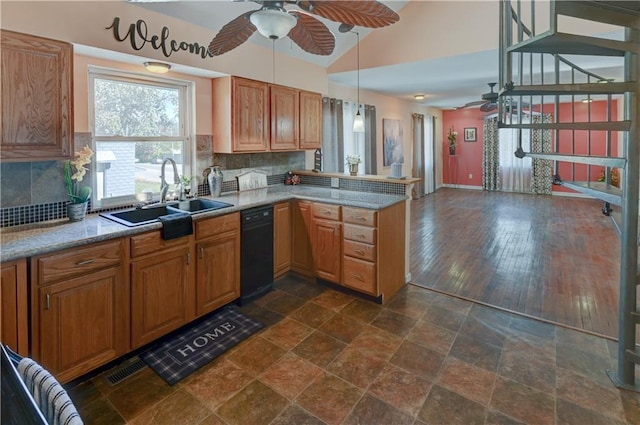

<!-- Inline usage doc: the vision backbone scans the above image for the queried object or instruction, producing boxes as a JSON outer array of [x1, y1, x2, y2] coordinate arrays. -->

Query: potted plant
[[180, 174, 193, 197], [346, 155, 362, 176], [64, 145, 94, 221], [447, 126, 458, 155]]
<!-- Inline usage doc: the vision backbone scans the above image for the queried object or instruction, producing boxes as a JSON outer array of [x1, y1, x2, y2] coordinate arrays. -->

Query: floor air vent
[[104, 357, 147, 386]]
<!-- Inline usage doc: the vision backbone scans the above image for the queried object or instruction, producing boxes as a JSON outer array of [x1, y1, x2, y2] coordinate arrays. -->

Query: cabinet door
[[292, 201, 314, 275], [1, 259, 28, 356], [38, 267, 127, 383], [131, 247, 193, 349], [274, 202, 292, 278], [196, 230, 240, 316], [270, 85, 299, 151], [1, 30, 72, 161], [232, 77, 269, 152], [299, 90, 322, 150], [313, 218, 342, 283]]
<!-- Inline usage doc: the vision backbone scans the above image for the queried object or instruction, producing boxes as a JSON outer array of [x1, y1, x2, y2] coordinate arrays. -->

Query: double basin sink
[[100, 199, 233, 227]]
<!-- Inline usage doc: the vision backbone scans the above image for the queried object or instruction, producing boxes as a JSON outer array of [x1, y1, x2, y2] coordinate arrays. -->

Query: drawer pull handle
[[354, 216, 366, 221], [353, 273, 364, 281], [356, 234, 365, 239], [45, 294, 50, 310], [355, 249, 365, 255], [186, 253, 191, 265], [76, 259, 94, 266], [199, 247, 204, 259], [322, 210, 331, 215]]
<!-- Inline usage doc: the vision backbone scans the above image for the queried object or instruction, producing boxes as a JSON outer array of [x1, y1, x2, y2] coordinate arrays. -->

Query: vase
[[67, 202, 88, 222], [349, 163, 359, 176], [449, 146, 456, 156]]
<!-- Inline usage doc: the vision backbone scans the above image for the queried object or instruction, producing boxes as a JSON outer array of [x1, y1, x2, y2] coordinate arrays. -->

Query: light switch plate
[[331, 177, 339, 188]]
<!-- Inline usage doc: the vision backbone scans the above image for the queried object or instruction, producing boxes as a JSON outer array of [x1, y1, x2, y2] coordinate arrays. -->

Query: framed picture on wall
[[464, 127, 477, 142], [383, 118, 404, 166]]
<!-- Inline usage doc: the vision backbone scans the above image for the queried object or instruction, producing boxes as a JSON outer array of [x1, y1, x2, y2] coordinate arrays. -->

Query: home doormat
[[140, 308, 264, 385]]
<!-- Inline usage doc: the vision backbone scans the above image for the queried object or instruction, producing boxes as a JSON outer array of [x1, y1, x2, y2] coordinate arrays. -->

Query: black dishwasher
[[240, 205, 274, 304]]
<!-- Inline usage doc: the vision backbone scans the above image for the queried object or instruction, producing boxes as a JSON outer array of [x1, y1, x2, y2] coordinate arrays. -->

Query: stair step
[[501, 82, 636, 97], [498, 121, 632, 131], [525, 152, 626, 168], [508, 32, 635, 56], [561, 181, 622, 206], [625, 348, 640, 364], [556, 1, 640, 29]]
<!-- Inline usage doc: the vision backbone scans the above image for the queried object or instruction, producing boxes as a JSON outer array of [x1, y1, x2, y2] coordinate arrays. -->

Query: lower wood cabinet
[[31, 240, 128, 384], [312, 218, 342, 283], [1, 259, 28, 356], [195, 213, 240, 316], [130, 233, 194, 349], [292, 200, 314, 275], [274, 202, 292, 278]]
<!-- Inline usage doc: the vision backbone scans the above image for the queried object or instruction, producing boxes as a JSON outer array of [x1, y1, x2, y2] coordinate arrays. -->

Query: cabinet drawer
[[130, 231, 190, 258], [37, 240, 121, 285], [343, 240, 376, 262], [343, 256, 376, 295], [312, 203, 341, 221], [196, 212, 240, 240], [343, 207, 377, 227], [343, 224, 376, 244]]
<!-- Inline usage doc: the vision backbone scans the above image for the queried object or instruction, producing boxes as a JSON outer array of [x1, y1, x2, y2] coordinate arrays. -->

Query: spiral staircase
[[498, 0, 639, 389]]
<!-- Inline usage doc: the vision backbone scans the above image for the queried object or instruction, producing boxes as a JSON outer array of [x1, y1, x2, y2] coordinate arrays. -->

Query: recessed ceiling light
[[581, 98, 593, 103], [144, 62, 171, 73], [414, 94, 425, 100]]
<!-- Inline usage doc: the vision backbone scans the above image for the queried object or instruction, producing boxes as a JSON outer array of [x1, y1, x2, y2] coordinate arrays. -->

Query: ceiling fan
[[457, 82, 500, 112], [207, 1, 400, 57]]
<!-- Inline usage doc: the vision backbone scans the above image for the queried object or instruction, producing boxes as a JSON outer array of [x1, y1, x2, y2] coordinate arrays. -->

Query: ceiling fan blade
[[459, 100, 486, 109], [299, 1, 399, 28], [208, 11, 257, 57], [480, 102, 497, 112], [289, 12, 335, 55]]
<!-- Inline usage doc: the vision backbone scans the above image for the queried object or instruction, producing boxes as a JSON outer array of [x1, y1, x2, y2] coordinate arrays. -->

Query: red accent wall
[[442, 100, 619, 193]]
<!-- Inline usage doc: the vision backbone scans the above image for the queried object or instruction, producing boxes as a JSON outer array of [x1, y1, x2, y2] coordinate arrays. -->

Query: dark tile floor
[[68, 274, 640, 425]]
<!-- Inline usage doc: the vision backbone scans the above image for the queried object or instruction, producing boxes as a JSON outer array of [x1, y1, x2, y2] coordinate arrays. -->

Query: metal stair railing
[[499, 0, 640, 391]]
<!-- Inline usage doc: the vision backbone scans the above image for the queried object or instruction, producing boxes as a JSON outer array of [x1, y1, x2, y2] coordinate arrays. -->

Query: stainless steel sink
[[100, 199, 234, 227]]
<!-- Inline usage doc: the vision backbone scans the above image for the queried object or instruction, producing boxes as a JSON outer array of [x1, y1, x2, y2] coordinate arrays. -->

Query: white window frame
[[88, 66, 195, 209]]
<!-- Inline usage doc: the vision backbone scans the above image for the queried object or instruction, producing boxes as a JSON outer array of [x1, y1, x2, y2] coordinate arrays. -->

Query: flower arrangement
[[447, 126, 458, 147], [346, 154, 362, 165], [64, 145, 94, 204]]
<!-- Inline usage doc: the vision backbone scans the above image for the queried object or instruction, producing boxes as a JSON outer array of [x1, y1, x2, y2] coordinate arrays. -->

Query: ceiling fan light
[[250, 9, 297, 40], [353, 110, 365, 133], [144, 61, 171, 73], [414, 94, 425, 100]]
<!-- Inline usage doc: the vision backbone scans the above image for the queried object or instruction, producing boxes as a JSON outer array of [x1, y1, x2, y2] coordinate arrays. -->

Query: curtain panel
[[483, 116, 500, 190], [364, 105, 377, 175], [321, 97, 344, 172], [531, 113, 553, 195], [411, 113, 425, 199]]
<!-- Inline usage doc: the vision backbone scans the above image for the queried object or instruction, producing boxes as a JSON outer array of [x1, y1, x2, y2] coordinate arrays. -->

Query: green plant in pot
[[346, 154, 362, 176], [64, 145, 93, 221], [447, 126, 458, 155]]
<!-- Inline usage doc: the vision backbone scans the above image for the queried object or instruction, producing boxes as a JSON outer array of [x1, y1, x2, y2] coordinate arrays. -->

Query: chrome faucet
[[160, 158, 182, 202]]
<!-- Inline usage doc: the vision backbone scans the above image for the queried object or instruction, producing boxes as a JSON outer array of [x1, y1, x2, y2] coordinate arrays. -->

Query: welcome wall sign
[[106, 17, 213, 59]]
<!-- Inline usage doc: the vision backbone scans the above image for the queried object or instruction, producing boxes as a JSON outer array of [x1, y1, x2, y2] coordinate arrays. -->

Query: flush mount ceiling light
[[144, 62, 171, 73], [414, 94, 425, 100], [582, 98, 594, 103], [250, 7, 297, 40]]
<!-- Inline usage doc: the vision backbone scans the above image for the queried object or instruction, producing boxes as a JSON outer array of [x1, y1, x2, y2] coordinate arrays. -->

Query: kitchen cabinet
[[299, 90, 322, 150], [195, 212, 240, 316], [31, 240, 128, 383], [130, 232, 194, 349], [311, 203, 342, 284], [1, 259, 28, 356], [270, 85, 299, 151], [213, 76, 269, 153], [212, 76, 322, 153], [0, 30, 73, 162], [292, 200, 314, 275], [274, 201, 292, 278]]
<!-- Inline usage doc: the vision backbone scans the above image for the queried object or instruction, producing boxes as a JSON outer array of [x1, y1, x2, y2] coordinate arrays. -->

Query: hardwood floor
[[409, 188, 623, 339]]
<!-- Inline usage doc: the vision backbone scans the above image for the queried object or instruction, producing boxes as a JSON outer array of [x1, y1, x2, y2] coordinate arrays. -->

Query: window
[[89, 67, 193, 209]]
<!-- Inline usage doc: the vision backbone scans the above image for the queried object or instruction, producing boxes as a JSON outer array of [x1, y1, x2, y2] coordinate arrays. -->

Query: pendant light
[[353, 31, 364, 133]]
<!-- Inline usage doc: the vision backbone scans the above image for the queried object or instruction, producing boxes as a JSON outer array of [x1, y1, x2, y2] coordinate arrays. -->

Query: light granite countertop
[[0, 185, 406, 262]]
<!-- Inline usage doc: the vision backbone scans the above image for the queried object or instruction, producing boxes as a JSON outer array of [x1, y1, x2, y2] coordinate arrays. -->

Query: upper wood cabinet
[[1, 30, 73, 162], [213, 76, 322, 153], [270, 85, 299, 151], [299, 90, 322, 150], [213, 76, 269, 153]]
